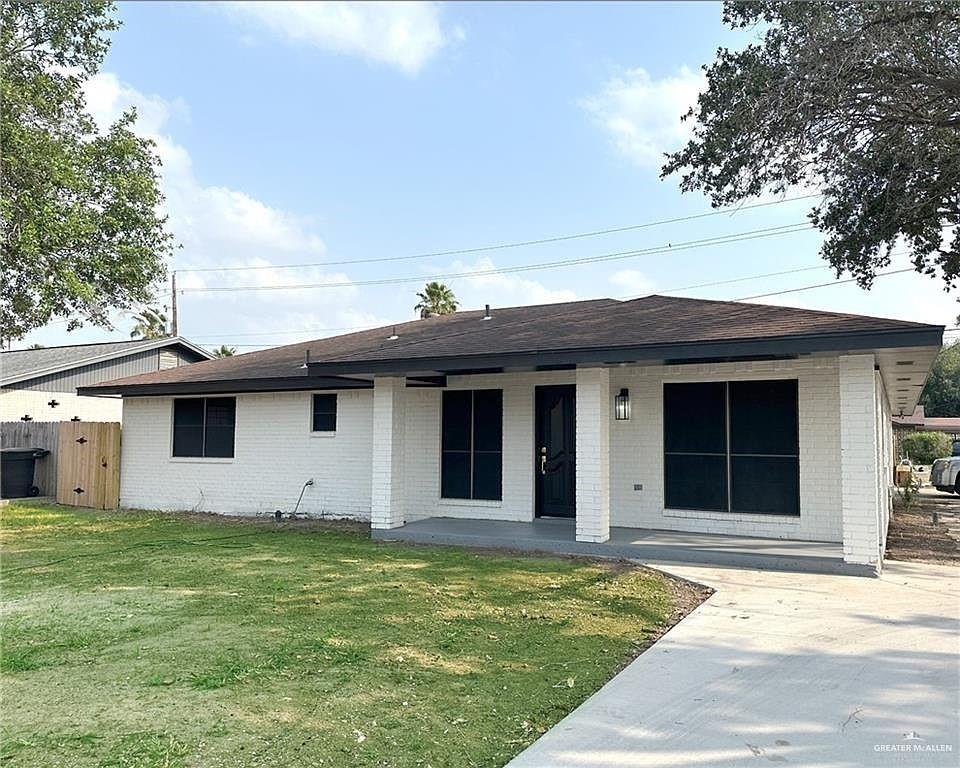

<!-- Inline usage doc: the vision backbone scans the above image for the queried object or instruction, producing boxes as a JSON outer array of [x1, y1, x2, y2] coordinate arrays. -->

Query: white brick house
[[82, 296, 942, 573]]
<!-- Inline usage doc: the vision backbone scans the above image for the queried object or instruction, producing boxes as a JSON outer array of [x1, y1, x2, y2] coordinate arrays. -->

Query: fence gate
[[56, 421, 121, 509]]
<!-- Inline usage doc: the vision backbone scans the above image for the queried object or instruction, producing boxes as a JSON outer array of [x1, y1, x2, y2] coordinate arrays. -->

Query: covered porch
[[370, 516, 869, 576], [363, 353, 898, 572]]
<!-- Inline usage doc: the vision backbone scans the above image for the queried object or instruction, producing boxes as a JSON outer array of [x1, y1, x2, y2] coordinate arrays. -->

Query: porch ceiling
[[877, 345, 940, 417]]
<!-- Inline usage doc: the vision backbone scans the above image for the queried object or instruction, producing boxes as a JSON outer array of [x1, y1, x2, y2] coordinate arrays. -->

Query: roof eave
[[304, 326, 945, 377], [78, 375, 374, 397]]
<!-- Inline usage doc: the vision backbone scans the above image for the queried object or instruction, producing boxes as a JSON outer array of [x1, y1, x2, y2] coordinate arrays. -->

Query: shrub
[[901, 431, 952, 464]]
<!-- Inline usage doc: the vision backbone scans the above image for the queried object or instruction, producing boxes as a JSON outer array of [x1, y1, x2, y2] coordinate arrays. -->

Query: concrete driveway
[[508, 560, 960, 768]]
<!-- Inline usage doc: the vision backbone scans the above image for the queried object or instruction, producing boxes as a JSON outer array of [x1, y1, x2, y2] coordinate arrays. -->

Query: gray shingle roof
[[78, 296, 943, 395], [1, 338, 212, 386]]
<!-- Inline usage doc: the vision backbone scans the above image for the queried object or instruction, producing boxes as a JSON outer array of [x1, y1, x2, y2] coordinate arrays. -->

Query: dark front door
[[535, 385, 576, 518]]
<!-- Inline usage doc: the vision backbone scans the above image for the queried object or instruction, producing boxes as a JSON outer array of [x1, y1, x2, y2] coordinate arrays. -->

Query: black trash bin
[[1, 448, 50, 498]]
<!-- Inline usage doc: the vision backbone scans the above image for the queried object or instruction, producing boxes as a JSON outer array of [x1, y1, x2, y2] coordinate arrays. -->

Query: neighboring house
[[893, 405, 960, 461], [1, 338, 212, 423], [893, 405, 960, 439], [81, 295, 942, 570]]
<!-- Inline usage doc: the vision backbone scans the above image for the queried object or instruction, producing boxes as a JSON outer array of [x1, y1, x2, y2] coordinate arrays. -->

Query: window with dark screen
[[172, 397, 236, 458], [663, 380, 798, 515], [441, 390, 502, 500], [311, 394, 337, 432]]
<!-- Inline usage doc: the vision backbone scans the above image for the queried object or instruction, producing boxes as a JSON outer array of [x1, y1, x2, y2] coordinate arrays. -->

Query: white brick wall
[[402, 371, 575, 523], [370, 377, 406, 529], [839, 355, 883, 566], [608, 357, 844, 542], [120, 390, 373, 517], [575, 367, 611, 543], [0, 389, 123, 423], [877, 372, 894, 553], [117, 354, 895, 568]]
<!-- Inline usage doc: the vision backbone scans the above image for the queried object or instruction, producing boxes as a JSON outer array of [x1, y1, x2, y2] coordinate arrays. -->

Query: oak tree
[[663, 2, 960, 294], [1, 1, 172, 341]]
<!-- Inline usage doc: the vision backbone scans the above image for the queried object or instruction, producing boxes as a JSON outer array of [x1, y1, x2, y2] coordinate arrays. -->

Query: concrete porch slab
[[372, 517, 871, 576]]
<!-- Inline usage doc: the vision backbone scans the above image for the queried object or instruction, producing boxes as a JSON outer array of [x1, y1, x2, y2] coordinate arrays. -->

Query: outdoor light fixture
[[615, 388, 631, 420]]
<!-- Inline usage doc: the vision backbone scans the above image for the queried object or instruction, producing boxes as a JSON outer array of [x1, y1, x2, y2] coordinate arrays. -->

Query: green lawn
[[1, 501, 677, 768]]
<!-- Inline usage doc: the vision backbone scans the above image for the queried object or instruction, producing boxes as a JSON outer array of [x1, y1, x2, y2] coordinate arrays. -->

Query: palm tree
[[414, 282, 459, 319], [212, 345, 236, 358], [130, 308, 168, 339]]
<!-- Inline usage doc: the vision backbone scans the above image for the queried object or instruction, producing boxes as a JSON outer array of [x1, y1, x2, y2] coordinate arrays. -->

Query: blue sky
[[23, 1, 957, 351]]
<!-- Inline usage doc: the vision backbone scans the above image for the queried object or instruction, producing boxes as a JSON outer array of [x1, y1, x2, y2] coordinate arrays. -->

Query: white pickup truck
[[930, 445, 960, 495]]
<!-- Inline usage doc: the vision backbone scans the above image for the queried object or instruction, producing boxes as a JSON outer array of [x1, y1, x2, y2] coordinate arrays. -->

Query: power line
[[182, 222, 815, 294], [174, 193, 821, 274], [734, 267, 916, 300], [193, 263, 830, 340], [191, 323, 379, 340], [193, 259, 925, 341], [646, 247, 915, 301], [33, 292, 176, 328], [615, 263, 830, 301]]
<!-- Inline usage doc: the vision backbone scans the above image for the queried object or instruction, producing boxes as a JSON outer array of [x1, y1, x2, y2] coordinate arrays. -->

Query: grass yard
[[1, 501, 691, 768]]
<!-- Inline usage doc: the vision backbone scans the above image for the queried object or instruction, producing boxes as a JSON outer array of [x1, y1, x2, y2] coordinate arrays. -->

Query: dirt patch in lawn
[[656, 570, 713, 626], [887, 492, 960, 564]]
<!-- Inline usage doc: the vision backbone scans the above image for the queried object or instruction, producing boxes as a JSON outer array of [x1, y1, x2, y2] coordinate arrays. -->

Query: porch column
[[838, 354, 882, 569], [575, 367, 611, 543], [371, 376, 405, 530]]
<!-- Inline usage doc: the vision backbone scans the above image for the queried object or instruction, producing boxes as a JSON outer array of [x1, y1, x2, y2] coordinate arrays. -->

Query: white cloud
[[86, 73, 329, 272], [581, 66, 705, 168], [444, 257, 577, 307], [78, 71, 369, 340], [221, 1, 455, 75], [83, 72, 184, 135], [609, 269, 656, 298]]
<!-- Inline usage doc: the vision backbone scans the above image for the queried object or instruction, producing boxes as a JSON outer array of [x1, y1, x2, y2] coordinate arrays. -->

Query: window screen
[[312, 394, 337, 432], [441, 390, 502, 500], [664, 382, 727, 511], [663, 380, 798, 515], [172, 398, 204, 457], [173, 397, 236, 458], [729, 380, 798, 515], [204, 398, 236, 458]]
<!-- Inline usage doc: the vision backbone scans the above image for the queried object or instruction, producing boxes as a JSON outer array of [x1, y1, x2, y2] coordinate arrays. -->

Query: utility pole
[[171, 270, 178, 337]]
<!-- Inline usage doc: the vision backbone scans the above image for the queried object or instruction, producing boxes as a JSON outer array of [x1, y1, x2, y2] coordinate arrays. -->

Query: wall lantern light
[[615, 388, 631, 420]]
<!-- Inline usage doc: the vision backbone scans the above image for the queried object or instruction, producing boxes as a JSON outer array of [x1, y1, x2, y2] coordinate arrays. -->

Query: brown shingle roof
[[81, 295, 942, 394]]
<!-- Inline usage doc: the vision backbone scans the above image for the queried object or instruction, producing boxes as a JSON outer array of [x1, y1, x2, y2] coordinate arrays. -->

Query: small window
[[173, 397, 236, 458], [312, 394, 337, 432], [441, 390, 502, 501]]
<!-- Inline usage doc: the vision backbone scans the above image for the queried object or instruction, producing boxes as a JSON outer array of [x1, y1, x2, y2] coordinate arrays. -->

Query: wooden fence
[[2, 421, 121, 509], [1, 421, 59, 496]]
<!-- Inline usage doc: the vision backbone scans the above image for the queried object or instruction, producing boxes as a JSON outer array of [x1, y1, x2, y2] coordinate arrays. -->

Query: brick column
[[838, 354, 882, 568], [371, 376, 405, 530], [575, 367, 611, 543]]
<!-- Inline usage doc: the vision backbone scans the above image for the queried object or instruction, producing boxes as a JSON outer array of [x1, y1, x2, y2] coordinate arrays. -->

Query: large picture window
[[664, 380, 798, 515], [173, 397, 236, 458], [441, 389, 503, 501]]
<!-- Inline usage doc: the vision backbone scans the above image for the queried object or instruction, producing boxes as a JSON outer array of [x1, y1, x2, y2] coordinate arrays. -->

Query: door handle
[[540, 447, 547, 475]]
